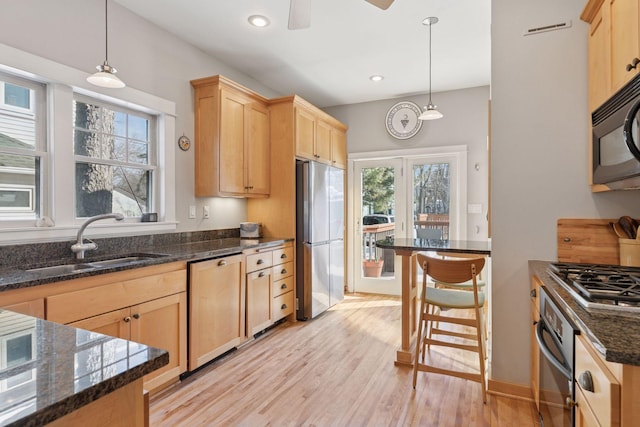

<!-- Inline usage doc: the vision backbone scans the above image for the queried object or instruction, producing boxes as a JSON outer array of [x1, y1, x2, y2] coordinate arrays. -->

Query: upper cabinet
[[190, 75, 270, 197], [582, 0, 640, 111], [290, 97, 347, 169]]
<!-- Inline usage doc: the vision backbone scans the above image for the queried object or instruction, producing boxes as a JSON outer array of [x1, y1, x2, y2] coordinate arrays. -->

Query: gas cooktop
[[548, 262, 640, 312]]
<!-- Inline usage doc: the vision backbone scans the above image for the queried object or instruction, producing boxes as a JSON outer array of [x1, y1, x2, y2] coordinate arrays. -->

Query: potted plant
[[363, 258, 384, 277]]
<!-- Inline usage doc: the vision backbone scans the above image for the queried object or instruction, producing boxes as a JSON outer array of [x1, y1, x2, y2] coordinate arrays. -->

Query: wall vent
[[523, 20, 572, 36]]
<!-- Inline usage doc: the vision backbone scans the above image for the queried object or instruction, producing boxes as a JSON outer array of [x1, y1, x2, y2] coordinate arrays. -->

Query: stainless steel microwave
[[592, 73, 640, 189]]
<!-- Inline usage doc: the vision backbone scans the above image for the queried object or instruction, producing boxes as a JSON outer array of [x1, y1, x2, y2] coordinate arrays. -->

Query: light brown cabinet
[[245, 243, 294, 336], [190, 75, 270, 197], [530, 277, 541, 411], [574, 333, 621, 426], [46, 264, 188, 394], [188, 254, 245, 370], [582, 0, 640, 111], [1, 298, 45, 318]]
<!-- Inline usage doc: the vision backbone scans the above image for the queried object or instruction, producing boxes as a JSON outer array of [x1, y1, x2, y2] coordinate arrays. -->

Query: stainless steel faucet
[[71, 213, 124, 259]]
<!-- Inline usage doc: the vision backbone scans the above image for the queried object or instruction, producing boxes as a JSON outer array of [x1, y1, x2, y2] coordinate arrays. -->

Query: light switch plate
[[189, 205, 196, 219], [203, 205, 210, 219]]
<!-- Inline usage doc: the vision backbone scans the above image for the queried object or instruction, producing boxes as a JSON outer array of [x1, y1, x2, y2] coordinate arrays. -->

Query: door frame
[[346, 145, 468, 295]]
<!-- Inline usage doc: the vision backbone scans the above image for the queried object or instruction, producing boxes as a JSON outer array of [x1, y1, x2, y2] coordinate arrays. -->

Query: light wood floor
[[150, 293, 539, 426]]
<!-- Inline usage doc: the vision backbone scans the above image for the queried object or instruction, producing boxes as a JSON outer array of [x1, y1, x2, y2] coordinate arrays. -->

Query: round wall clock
[[178, 135, 191, 151], [385, 101, 423, 140]]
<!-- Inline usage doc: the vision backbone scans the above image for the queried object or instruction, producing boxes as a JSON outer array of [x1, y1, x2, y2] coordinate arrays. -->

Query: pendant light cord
[[428, 21, 432, 105], [104, 0, 109, 64]]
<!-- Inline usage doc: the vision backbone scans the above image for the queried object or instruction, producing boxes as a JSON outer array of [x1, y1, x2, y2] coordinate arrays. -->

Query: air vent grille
[[523, 20, 572, 36]]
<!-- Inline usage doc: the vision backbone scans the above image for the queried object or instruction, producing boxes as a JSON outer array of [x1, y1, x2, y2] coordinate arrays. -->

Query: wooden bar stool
[[412, 253, 487, 403]]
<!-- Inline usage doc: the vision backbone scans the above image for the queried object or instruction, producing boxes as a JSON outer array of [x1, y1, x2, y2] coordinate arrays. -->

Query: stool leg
[[413, 290, 427, 389]]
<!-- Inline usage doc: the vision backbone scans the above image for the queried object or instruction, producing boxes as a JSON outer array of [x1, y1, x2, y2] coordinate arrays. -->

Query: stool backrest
[[416, 253, 485, 284]]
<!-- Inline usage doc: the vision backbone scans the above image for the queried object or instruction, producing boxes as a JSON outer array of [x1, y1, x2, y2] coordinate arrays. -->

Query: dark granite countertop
[[0, 237, 292, 292], [0, 309, 168, 426], [376, 238, 491, 255], [529, 260, 640, 366]]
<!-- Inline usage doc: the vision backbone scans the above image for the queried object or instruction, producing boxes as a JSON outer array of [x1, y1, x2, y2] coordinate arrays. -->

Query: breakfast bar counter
[[375, 238, 491, 365]]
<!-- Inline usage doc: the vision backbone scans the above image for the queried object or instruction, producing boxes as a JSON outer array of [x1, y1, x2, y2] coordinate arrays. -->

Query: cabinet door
[[247, 268, 272, 336], [610, 0, 640, 92], [189, 255, 245, 370], [588, 7, 610, 111], [330, 128, 347, 169], [219, 88, 248, 195], [295, 107, 316, 160], [315, 120, 333, 164], [130, 292, 187, 392], [246, 102, 270, 195], [69, 308, 131, 340], [2, 298, 45, 318], [575, 387, 602, 427]]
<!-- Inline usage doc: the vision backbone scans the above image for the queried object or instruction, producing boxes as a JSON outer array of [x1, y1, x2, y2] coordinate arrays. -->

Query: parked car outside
[[362, 214, 395, 225]]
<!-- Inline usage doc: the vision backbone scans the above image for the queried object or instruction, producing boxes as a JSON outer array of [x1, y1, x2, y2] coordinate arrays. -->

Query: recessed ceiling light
[[370, 75, 384, 82], [248, 15, 270, 27]]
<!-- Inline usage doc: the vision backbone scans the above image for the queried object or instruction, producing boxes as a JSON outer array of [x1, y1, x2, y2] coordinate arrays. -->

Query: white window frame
[[0, 43, 177, 243], [72, 94, 158, 220]]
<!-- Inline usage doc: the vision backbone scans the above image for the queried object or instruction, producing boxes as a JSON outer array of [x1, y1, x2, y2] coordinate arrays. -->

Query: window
[[0, 73, 44, 220], [73, 97, 156, 219]]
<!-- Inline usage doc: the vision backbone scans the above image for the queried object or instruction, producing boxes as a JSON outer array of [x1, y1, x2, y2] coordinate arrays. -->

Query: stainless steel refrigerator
[[296, 160, 344, 320]]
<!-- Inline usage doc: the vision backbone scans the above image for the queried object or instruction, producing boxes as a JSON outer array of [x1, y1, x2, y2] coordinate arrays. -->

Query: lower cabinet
[[46, 263, 188, 394], [189, 254, 245, 371]]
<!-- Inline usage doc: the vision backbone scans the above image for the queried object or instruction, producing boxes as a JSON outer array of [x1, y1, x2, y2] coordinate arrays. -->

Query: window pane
[[113, 137, 127, 162], [4, 83, 30, 109], [128, 115, 149, 141], [75, 162, 150, 218], [413, 163, 450, 239], [128, 141, 148, 164], [114, 111, 126, 137], [0, 153, 38, 215]]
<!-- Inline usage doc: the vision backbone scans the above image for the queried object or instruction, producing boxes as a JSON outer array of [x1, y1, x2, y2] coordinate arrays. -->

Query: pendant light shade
[[87, 0, 125, 89], [419, 16, 442, 121]]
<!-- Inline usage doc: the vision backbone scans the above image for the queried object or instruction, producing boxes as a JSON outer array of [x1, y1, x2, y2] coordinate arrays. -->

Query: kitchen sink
[[27, 263, 94, 274], [26, 253, 168, 275]]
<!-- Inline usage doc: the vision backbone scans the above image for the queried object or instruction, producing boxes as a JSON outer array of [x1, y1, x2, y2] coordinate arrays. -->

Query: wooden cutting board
[[557, 218, 620, 265]]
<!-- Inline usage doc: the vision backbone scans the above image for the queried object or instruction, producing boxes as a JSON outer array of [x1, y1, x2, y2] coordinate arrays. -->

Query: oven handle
[[535, 320, 572, 380], [623, 97, 640, 161]]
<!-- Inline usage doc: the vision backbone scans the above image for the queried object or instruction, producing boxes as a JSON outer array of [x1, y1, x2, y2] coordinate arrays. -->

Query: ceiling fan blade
[[365, 0, 395, 10], [288, 0, 311, 30]]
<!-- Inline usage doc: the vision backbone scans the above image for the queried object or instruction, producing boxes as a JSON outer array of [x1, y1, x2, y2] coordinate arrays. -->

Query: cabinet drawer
[[272, 277, 294, 298], [272, 261, 293, 282], [272, 246, 293, 265], [575, 334, 621, 427], [272, 291, 294, 321], [47, 269, 186, 324], [246, 252, 273, 273]]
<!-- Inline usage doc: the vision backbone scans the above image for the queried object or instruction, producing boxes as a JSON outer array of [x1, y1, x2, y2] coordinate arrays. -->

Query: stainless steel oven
[[535, 286, 579, 427]]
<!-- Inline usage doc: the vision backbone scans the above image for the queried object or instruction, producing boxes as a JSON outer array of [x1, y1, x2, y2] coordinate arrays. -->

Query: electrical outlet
[[203, 205, 210, 219], [189, 205, 196, 219]]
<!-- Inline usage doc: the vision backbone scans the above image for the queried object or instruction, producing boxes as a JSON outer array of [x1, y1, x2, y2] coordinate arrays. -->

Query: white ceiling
[[114, 0, 491, 108]]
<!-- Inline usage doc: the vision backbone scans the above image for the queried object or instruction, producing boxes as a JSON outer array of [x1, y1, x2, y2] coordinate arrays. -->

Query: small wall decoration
[[178, 134, 191, 151], [385, 101, 423, 140]]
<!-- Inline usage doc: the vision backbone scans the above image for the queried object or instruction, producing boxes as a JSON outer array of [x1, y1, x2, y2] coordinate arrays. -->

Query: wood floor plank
[[150, 293, 538, 426]]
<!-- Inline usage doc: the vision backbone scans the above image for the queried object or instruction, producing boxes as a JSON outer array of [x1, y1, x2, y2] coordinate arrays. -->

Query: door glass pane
[[413, 162, 450, 240], [361, 166, 395, 279]]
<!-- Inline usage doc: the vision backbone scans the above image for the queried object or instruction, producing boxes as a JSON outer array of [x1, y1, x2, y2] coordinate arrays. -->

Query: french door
[[349, 148, 466, 296]]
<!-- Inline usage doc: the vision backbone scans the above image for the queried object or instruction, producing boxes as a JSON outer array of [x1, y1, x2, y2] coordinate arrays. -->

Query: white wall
[[325, 85, 491, 241], [0, 0, 282, 232], [492, 0, 640, 386]]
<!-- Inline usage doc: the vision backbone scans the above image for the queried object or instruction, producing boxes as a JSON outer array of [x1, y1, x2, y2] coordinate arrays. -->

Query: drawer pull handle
[[281, 268, 287, 274], [530, 289, 536, 298], [218, 260, 227, 266], [578, 371, 594, 393], [259, 271, 266, 278], [280, 254, 287, 259], [626, 57, 640, 72], [124, 316, 131, 323], [281, 283, 287, 289], [563, 237, 571, 243], [133, 313, 140, 320], [281, 304, 287, 310], [257, 259, 264, 265]]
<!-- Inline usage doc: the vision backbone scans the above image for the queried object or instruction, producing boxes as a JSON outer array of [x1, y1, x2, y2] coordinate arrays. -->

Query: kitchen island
[[375, 238, 491, 366], [0, 308, 168, 426]]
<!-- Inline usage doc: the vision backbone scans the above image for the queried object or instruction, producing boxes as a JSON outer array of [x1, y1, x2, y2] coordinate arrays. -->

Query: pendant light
[[87, 0, 125, 89], [419, 17, 442, 120]]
